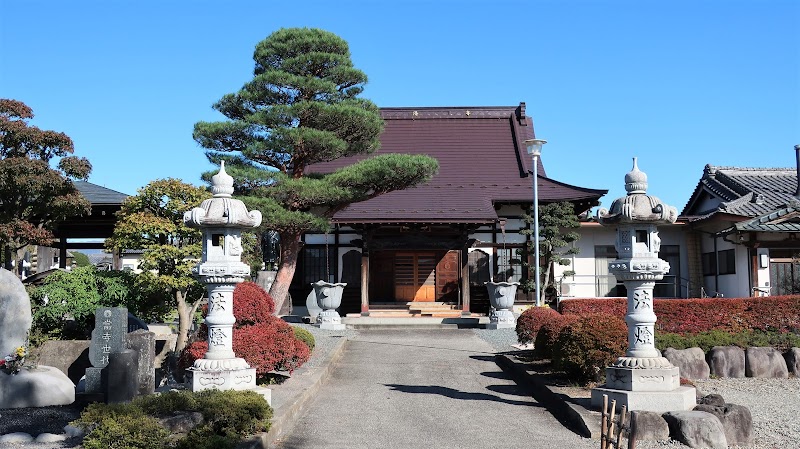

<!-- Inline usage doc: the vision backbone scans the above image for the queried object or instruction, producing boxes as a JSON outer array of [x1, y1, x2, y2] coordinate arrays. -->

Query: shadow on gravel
[[384, 384, 545, 408]]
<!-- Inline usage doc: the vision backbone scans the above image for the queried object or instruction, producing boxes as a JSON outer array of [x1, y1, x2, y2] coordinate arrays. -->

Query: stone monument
[[590, 158, 696, 412], [85, 307, 128, 394], [184, 162, 270, 402]]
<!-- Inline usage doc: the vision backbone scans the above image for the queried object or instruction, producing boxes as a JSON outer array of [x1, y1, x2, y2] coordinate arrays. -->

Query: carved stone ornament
[[597, 158, 678, 226]]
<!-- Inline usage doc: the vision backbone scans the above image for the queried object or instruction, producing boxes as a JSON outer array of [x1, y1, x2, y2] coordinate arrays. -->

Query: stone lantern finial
[[211, 161, 235, 197], [625, 157, 648, 194]]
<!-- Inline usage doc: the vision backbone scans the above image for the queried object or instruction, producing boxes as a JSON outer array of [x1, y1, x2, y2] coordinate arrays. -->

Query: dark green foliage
[[28, 265, 172, 340], [657, 330, 800, 353], [292, 325, 316, 351], [71, 251, 91, 267], [552, 313, 628, 383], [72, 390, 272, 449], [520, 202, 581, 304], [193, 28, 438, 311]]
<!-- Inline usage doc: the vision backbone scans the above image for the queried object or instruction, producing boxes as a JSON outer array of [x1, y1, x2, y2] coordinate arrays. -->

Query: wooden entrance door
[[395, 252, 437, 301]]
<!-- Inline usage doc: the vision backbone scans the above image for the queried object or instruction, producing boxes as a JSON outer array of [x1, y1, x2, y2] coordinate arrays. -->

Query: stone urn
[[312, 281, 347, 330], [485, 281, 519, 329]]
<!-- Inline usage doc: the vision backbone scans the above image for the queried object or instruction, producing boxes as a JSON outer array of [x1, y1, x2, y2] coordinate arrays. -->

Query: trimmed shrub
[[73, 389, 271, 449], [534, 314, 579, 359], [560, 295, 800, 335], [181, 316, 310, 376], [516, 306, 561, 345], [292, 326, 316, 351], [657, 330, 800, 353], [233, 282, 275, 324], [552, 313, 628, 383]]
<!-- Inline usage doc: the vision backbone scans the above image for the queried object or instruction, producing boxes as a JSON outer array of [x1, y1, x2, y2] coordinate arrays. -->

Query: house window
[[495, 248, 522, 283], [302, 247, 336, 284], [594, 245, 626, 297], [654, 245, 680, 298], [702, 252, 716, 276], [718, 249, 736, 275]]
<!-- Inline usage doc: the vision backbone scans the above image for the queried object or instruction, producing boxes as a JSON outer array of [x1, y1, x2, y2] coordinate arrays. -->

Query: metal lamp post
[[525, 138, 546, 307]]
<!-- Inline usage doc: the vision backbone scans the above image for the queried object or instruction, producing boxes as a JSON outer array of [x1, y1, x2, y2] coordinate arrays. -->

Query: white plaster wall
[[304, 234, 334, 245], [471, 233, 494, 244]]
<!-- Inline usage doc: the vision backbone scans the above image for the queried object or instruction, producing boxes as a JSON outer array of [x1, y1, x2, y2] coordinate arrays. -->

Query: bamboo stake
[[608, 400, 617, 448], [601, 395, 609, 449], [615, 405, 627, 449]]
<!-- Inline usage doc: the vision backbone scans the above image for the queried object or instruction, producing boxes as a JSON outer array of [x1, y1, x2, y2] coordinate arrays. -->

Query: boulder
[[0, 366, 75, 408], [0, 268, 32, 357], [663, 410, 727, 449], [697, 394, 725, 407], [630, 410, 670, 442], [663, 347, 710, 380], [694, 403, 753, 446], [35, 433, 67, 443], [784, 347, 800, 376], [745, 347, 788, 378], [707, 346, 745, 378], [0, 432, 34, 443]]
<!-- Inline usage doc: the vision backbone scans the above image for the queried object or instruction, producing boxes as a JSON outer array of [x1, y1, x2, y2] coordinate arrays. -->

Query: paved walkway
[[274, 329, 597, 449]]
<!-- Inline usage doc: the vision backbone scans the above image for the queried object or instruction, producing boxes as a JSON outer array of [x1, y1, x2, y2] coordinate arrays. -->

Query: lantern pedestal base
[[189, 365, 270, 405], [486, 309, 516, 329], [316, 310, 346, 330], [591, 365, 695, 412]]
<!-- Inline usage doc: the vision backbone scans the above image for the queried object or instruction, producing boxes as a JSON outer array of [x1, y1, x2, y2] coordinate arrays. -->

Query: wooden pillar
[[461, 246, 471, 314], [361, 249, 370, 315], [59, 240, 68, 269]]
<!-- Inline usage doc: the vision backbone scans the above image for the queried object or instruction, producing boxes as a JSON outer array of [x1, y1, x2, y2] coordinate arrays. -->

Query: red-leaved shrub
[[552, 313, 628, 383], [233, 282, 275, 324], [180, 282, 310, 376], [534, 313, 580, 359], [559, 295, 800, 335], [516, 307, 561, 345]]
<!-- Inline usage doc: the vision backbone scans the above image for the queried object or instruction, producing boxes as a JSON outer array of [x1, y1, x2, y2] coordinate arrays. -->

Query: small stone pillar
[[184, 162, 268, 401], [590, 158, 695, 412]]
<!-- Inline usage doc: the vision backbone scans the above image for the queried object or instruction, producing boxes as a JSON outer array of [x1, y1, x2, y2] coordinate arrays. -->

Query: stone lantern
[[590, 158, 695, 412], [183, 162, 264, 395]]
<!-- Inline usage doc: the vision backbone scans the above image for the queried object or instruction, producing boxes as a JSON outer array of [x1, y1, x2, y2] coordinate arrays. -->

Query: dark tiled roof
[[310, 104, 607, 224], [74, 181, 129, 205], [735, 202, 800, 232], [682, 165, 798, 218]]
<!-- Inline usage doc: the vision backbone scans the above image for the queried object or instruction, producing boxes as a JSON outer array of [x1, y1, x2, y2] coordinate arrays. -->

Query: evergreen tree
[[520, 201, 581, 305], [194, 28, 438, 313], [0, 99, 92, 272]]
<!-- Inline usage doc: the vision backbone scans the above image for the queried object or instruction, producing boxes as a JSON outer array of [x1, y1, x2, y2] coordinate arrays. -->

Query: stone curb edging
[[239, 337, 349, 449], [495, 354, 601, 439]]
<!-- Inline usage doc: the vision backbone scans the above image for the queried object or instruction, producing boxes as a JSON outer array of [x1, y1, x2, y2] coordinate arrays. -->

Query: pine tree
[[194, 28, 438, 312], [520, 201, 581, 305]]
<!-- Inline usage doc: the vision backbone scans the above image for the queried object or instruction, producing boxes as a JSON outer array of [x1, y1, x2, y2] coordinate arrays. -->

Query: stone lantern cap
[[184, 162, 263, 229], [597, 157, 678, 225]]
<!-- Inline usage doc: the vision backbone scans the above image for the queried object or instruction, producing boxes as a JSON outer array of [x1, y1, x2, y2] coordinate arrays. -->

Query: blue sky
[[1, 0, 798, 213]]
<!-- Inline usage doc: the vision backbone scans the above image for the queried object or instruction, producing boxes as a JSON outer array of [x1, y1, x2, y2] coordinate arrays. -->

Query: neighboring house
[[292, 103, 607, 316], [681, 147, 800, 298]]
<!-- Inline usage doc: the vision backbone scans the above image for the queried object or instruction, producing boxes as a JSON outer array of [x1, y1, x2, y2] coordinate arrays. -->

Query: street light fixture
[[524, 138, 547, 307]]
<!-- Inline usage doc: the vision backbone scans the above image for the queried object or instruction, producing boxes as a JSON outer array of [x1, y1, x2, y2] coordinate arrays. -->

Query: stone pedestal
[[486, 309, 516, 329], [317, 310, 346, 330], [591, 386, 697, 413], [188, 365, 257, 391]]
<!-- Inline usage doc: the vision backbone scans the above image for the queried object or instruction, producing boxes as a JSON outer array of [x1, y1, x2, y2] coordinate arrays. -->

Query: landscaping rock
[[664, 347, 710, 380], [784, 347, 800, 376], [694, 403, 753, 446], [35, 432, 67, 443], [0, 432, 34, 443], [0, 365, 75, 408], [160, 411, 204, 434], [630, 410, 670, 441], [63, 424, 85, 438], [707, 346, 745, 378], [697, 394, 725, 407], [663, 410, 727, 449], [745, 347, 788, 378], [0, 268, 32, 358]]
